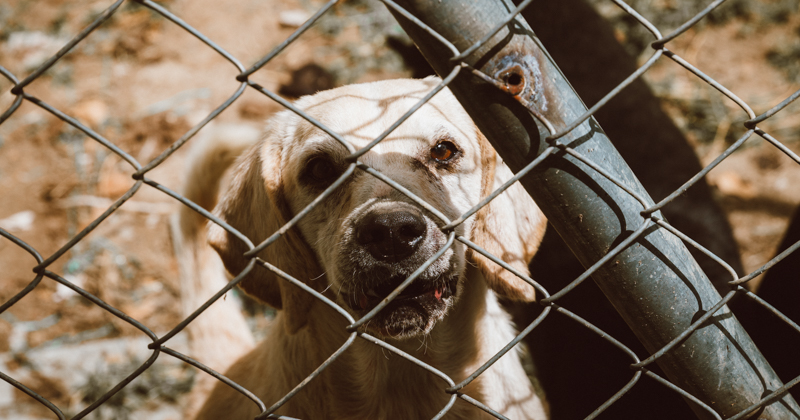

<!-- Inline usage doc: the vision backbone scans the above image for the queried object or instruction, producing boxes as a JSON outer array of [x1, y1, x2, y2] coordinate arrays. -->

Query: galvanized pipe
[[387, 0, 800, 418]]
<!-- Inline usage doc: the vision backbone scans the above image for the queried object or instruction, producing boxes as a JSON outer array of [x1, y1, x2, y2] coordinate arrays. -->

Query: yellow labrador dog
[[186, 77, 549, 419]]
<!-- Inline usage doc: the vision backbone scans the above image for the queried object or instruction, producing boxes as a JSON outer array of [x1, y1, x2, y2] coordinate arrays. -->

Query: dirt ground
[[1, 0, 799, 418], [636, 10, 800, 274]]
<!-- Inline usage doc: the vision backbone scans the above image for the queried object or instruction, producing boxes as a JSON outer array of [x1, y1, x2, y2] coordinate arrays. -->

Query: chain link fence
[[1, 0, 799, 419]]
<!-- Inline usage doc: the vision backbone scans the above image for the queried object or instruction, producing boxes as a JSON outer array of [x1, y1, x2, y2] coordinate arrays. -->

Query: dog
[[182, 77, 549, 419]]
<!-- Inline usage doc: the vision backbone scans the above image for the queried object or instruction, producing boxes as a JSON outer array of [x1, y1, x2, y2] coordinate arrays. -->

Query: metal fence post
[[387, 0, 800, 418]]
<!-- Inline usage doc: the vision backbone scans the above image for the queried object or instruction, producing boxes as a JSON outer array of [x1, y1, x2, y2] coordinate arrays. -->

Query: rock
[[73, 99, 110, 128], [279, 9, 311, 28], [278, 64, 335, 98], [0, 210, 35, 232]]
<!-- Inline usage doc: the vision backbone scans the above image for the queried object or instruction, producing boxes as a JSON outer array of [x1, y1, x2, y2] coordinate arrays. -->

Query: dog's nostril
[[356, 210, 427, 262]]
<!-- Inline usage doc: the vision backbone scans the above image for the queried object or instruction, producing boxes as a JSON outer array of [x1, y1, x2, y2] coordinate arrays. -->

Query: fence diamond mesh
[[1, 0, 799, 419]]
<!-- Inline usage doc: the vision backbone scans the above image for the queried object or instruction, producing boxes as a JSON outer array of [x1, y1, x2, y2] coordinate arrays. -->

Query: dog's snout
[[356, 210, 426, 262]]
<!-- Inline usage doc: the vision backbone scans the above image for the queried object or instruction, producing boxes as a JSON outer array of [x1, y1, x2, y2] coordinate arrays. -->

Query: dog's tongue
[[434, 288, 442, 301]]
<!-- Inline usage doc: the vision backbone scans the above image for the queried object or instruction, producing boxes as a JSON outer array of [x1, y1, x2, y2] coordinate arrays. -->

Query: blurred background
[[1, 0, 799, 418]]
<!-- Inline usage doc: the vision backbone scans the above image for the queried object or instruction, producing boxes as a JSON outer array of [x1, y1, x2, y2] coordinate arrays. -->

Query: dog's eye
[[304, 156, 339, 186], [430, 141, 458, 162]]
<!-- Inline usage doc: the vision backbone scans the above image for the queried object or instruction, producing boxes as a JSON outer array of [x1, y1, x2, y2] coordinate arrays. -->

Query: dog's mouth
[[351, 276, 458, 338], [356, 276, 456, 311]]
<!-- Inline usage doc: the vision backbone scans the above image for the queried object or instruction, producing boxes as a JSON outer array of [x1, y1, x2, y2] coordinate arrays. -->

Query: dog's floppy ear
[[207, 127, 323, 334], [468, 132, 547, 302]]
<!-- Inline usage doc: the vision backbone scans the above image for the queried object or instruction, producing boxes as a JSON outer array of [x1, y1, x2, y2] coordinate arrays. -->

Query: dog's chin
[[350, 277, 458, 340]]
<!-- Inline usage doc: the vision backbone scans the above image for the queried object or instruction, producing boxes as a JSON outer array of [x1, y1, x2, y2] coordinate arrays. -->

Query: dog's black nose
[[356, 210, 426, 262]]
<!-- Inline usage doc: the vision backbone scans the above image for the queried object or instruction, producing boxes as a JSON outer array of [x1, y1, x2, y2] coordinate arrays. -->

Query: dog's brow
[[432, 127, 458, 144], [305, 137, 351, 159]]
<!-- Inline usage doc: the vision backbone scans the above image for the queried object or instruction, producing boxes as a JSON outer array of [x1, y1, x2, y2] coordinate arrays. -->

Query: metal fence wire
[[2, 0, 800, 419]]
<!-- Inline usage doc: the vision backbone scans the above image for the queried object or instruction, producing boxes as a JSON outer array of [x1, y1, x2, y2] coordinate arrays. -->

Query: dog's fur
[[182, 77, 549, 419]]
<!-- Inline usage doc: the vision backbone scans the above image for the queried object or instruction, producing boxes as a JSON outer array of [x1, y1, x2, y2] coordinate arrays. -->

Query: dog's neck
[[265, 265, 535, 418]]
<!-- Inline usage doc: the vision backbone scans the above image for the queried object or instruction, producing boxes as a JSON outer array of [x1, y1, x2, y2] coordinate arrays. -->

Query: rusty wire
[[1, 0, 800, 419]]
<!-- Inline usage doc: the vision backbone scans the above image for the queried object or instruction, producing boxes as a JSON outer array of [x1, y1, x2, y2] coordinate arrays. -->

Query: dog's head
[[208, 78, 546, 339]]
